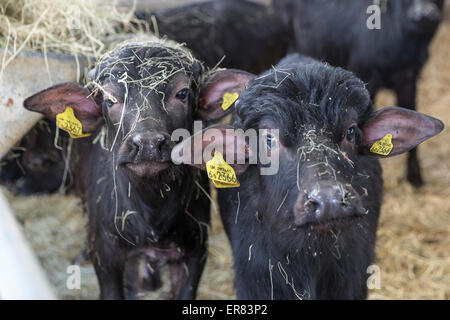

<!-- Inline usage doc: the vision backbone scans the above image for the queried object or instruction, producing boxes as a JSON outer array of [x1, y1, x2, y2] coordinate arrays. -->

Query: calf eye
[[266, 134, 278, 150], [346, 126, 358, 143], [102, 99, 115, 108], [176, 88, 189, 103]]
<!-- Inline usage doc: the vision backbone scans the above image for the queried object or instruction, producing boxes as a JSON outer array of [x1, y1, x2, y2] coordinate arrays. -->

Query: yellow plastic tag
[[206, 151, 240, 188], [221, 92, 239, 111], [370, 133, 393, 156], [56, 107, 91, 139]]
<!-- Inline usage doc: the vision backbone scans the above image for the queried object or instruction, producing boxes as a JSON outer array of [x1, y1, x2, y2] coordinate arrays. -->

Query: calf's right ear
[[23, 82, 103, 132]]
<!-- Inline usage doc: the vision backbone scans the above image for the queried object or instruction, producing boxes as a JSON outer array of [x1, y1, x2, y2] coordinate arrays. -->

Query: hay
[[1, 187, 98, 299], [0, 0, 140, 57], [0, 0, 150, 79]]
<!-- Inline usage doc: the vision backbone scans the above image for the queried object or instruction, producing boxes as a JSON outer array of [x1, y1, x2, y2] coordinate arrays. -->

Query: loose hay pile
[[0, 0, 152, 79], [0, 0, 139, 57], [2, 10, 449, 301]]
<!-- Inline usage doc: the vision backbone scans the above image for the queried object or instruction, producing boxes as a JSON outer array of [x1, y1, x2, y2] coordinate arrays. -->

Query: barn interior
[[0, 0, 448, 300]]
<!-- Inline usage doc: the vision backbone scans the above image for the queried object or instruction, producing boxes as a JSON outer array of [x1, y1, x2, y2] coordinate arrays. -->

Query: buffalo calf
[[23, 40, 234, 300], [174, 54, 444, 299]]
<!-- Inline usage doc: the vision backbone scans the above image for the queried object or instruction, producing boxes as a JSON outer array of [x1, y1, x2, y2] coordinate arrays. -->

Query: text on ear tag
[[206, 151, 240, 188], [56, 107, 91, 139], [221, 92, 239, 111], [370, 133, 393, 156]]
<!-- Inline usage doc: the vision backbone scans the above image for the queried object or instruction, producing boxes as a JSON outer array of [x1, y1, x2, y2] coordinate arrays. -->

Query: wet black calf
[[135, 0, 289, 74], [23, 41, 231, 299], [174, 54, 443, 299], [273, 0, 444, 187], [0, 119, 69, 195]]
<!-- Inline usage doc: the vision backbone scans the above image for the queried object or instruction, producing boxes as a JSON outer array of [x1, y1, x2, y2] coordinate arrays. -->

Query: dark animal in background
[[23, 40, 223, 300], [0, 119, 69, 195], [273, 0, 444, 187], [174, 54, 444, 299], [135, 0, 289, 74]]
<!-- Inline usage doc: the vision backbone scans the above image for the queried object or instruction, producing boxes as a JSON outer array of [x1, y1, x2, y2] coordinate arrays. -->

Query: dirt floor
[[3, 21, 450, 300]]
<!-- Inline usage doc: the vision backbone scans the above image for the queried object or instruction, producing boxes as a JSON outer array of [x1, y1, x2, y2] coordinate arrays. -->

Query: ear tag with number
[[56, 107, 91, 139], [206, 151, 240, 188], [221, 92, 239, 111], [370, 133, 393, 156]]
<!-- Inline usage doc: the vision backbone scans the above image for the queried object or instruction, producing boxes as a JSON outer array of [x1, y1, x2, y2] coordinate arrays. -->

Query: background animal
[[0, 119, 70, 195], [273, 0, 445, 187], [135, 0, 289, 74]]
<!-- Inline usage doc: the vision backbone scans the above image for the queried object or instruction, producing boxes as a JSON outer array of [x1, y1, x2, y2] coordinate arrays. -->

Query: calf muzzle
[[294, 181, 365, 232], [118, 132, 174, 177]]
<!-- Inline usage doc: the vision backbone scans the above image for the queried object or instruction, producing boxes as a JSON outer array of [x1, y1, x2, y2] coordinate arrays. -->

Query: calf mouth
[[308, 214, 362, 233], [122, 161, 171, 177]]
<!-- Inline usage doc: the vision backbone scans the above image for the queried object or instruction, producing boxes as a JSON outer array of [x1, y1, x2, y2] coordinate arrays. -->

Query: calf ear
[[196, 69, 255, 121], [359, 107, 444, 157], [23, 82, 103, 132], [171, 124, 251, 174]]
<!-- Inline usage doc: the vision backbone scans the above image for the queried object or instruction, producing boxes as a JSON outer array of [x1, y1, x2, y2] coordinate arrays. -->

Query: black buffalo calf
[[174, 54, 444, 299], [135, 0, 289, 74], [273, 0, 444, 186], [23, 40, 235, 300]]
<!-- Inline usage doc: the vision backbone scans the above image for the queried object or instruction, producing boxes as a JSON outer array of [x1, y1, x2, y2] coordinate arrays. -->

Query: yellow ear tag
[[221, 92, 239, 111], [206, 151, 240, 188], [370, 133, 393, 156], [56, 107, 91, 139]]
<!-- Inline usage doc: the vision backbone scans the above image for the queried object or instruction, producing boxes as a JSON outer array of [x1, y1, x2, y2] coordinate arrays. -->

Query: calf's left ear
[[359, 107, 444, 157], [196, 69, 255, 121], [23, 82, 103, 132]]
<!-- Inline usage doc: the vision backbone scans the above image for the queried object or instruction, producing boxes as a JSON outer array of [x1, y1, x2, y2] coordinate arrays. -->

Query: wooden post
[[0, 191, 56, 299]]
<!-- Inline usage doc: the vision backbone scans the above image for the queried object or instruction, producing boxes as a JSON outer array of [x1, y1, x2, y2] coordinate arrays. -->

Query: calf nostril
[[304, 196, 322, 215], [132, 135, 143, 153], [342, 192, 351, 208], [154, 134, 166, 152]]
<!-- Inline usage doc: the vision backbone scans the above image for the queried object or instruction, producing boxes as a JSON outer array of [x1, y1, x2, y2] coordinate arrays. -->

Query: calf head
[[404, 0, 443, 32], [24, 41, 231, 182], [174, 61, 444, 235]]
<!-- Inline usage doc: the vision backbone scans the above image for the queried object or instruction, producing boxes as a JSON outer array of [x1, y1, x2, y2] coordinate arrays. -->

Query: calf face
[[25, 42, 204, 182], [406, 0, 443, 31], [174, 55, 444, 299]]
